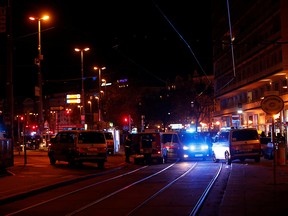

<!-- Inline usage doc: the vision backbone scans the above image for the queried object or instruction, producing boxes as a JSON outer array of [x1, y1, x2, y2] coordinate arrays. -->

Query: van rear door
[[77, 131, 107, 159], [230, 129, 261, 156]]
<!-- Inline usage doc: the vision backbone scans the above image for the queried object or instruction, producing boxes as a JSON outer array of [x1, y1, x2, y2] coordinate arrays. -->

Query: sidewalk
[[0, 149, 126, 203], [219, 160, 288, 216]]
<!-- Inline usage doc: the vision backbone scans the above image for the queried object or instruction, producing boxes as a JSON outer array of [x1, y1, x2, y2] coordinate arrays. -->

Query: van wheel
[[144, 154, 152, 165], [225, 152, 231, 165], [254, 156, 260, 163], [212, 152, 219, 163], [134, 158, 139, 164], [68, 158, 75, 166], [158, 158, 164, 164], [98, 161, 104, 169], [49, 155, 56, 165]]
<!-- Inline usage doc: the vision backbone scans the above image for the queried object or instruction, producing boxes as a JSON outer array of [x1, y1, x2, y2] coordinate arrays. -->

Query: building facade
[[212, 0, 288, 135]]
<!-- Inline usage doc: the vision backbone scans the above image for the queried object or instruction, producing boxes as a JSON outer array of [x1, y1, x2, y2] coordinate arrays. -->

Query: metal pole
[[98, 68, 101, 122], [80, 50, 85, 125], [272, 117, 277, 185], [37, 18, 44, 142]]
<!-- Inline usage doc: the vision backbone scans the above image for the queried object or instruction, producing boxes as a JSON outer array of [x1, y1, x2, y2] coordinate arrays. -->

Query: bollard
[[277, 142, 286, 165]]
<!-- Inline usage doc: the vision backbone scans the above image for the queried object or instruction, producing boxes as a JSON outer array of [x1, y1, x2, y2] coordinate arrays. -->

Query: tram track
[[1, 160, 224, 216]]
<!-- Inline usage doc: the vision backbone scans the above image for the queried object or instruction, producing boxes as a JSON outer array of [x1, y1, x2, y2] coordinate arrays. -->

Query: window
[[218, 132, 229, 142], [232, 130, 258, 141], [58, 132, 74, 143], [78, 132, 105, 144]]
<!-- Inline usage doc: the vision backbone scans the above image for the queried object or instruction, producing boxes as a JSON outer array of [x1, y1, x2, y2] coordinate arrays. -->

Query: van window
[[58, 132, 75, 143], [162, 134, 179, 143], [218, 132, 229, 142], [78, 132, 105, 144], [104, 132, 113, 140], [140, 134, 156, 148], [232, 130, 258, 141]]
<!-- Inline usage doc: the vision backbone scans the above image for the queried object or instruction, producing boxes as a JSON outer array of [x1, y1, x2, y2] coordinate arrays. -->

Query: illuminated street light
[[29, 15, 49, 141], [75, 47, 90, 126], [93, 66, 106, 122], [77, 105, 83, 123], [88, 100, 92, 114], [88, 100, 93, 129]]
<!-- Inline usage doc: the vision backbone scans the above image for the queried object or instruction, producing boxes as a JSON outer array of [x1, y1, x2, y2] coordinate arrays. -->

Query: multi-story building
[[212, 0, 288, 135]]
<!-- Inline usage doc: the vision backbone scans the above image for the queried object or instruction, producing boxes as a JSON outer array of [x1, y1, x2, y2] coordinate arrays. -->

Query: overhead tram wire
[[112, 45, 168, 86], [216, 0, 237, 92], [153, 1, 211, 97], [45, 75, 102, 83]]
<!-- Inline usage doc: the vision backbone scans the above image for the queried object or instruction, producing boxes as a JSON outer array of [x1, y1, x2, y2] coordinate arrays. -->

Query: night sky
[[9, 0, 212, 97]]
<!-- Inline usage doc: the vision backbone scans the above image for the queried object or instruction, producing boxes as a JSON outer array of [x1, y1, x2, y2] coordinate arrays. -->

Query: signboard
[[50, 106, 64, 111], [66, 94, 81, 104], [66, 99, 81, 104], [261, 95, 284, 115], [66, 94, 80, 99]]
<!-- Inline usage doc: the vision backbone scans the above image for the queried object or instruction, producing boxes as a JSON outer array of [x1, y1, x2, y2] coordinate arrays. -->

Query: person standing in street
[[124, 135, 132, 163]]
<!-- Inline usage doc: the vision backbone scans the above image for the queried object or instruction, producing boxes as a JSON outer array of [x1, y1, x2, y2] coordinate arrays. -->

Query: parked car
[[179, 132, 210, 160]]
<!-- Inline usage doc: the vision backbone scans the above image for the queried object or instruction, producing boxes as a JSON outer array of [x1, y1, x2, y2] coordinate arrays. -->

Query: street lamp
[[29, 15, 49, 141], [88, 100, 93, 129], [93, 66, 106, 122], [88, 101, 92, 114], [77, 105, 83, 123], [75, 47, 90, 126]]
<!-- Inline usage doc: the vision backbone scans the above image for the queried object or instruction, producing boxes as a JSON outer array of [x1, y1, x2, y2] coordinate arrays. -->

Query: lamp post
[[77, 105, 83, 123], [29, 15, 49, 141], [88, 101, 92, 113], [75, 47, 90, 126], [88, 100, 92, 129], [93, 66, 106, 122]]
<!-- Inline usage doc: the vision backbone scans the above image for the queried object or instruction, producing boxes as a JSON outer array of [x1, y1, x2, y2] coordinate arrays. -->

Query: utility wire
[[112, 45, 168, 85], [216, 0, 236, 92], [153, 1, 211, 96]]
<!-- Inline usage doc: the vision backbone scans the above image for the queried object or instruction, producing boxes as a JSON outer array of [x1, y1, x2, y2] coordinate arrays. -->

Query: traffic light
[[31, 125, 38, 131], [124, 117, 128, 123], [66, 108, 71, 114]]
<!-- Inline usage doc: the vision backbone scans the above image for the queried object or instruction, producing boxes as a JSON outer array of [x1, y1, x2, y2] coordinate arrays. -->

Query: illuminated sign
[[170, 124, 183, 129], [117, 78, 128, 83], [67, 99, 81, 104], [101, 82, 112, 86], [66, 94, 81, 99], [66, 94, 81, 104]]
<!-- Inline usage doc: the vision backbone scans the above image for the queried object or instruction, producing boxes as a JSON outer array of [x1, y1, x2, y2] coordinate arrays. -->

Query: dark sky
[[9, 0, 212, 97]]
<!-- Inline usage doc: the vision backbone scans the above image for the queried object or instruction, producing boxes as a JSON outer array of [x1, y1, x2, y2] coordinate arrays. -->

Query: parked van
[[130, 132, 168, 164], [161, 131, 184, 160], [211, 128, 261, 165], [130, 131, 183, 164], [104, 131, 115, 155], [48, 130, 107, 168]]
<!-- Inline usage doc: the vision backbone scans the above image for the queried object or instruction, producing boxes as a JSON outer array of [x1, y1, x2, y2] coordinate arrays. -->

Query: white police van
[[212, 128, 261, 165]]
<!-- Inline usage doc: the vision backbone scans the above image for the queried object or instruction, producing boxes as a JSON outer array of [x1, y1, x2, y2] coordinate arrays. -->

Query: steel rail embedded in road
[[2, 160, 223, 216]]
